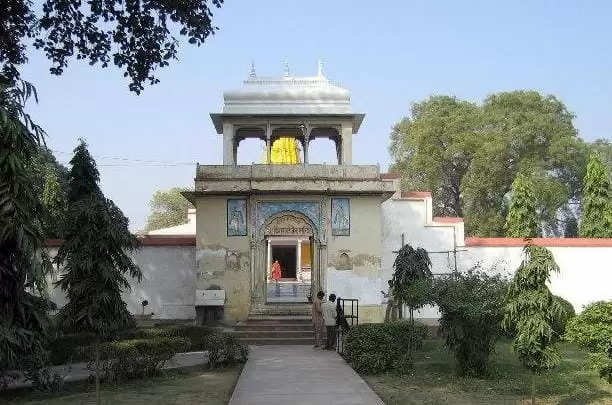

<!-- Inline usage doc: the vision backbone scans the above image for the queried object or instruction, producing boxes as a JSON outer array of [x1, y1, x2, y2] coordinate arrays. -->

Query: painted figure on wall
[[331, 198, 350, 236], [227, 199, 247, 236]]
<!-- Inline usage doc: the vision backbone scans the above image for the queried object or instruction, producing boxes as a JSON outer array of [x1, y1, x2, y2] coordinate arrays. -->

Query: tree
[[0, 80, 54, 388], [505, 172, 540, 238], [389, 244, 433, 364], [590, 139, 612, 176], [579, 153, 612, 237], [503, 244, 564, 405], [54, 140, 142, 403], [1, 0, 224, 92], [145, 187, 193, 231], [390, 91, 588, 237]]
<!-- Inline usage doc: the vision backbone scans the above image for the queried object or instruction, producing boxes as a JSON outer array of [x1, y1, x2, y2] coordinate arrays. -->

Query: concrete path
[[228, 345, 384, 405], [7, 351, 209, 389]]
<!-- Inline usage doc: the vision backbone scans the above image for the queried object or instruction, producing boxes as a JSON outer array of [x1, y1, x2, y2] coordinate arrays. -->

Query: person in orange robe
[[271, 259, 282, 282]]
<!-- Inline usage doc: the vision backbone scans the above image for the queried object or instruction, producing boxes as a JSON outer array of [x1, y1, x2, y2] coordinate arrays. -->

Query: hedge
[[343, 321, 429, 374]]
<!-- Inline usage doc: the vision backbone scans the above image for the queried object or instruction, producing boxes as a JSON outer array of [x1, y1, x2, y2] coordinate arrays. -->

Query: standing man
[[312, 291, 325, 348], [322, 294, 338, 350]]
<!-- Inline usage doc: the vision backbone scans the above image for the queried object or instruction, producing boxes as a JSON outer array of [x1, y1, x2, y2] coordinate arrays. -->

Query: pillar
[[265, 123, 272, 164], [297, 239, 302, 280], [303, 125, 311, 165], [222, 122, 235, 165], [340, 123, 352, 165], [267, 239, 271, 279]]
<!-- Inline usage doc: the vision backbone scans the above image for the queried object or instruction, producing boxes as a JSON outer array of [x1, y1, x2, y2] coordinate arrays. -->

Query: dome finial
[[317, 59, 324, 77], [283, 59, 290, 77], [249, 60, 256, 78]]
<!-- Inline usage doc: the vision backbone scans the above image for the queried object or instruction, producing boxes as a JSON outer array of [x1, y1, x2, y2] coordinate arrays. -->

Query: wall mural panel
[[331, 198, 350, 236], [256, 201, 321, 235], [227, 199, 247, 236]]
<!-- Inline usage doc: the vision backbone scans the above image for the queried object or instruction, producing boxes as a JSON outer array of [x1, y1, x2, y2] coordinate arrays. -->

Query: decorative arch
[[259, 210, 319, 240]]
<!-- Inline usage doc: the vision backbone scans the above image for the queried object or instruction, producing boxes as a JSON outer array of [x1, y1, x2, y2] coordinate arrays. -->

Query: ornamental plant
[[434, 270, 508, 377], [390, 244, 434, 364], [503, 244, 564, 405]]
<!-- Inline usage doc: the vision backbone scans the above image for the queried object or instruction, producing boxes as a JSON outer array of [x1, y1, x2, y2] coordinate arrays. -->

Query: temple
[[183, 63, 462, 323]]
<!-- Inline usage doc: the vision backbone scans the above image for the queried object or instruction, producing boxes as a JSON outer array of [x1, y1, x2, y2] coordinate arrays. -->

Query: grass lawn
[[363, 339, 612, 405], [1, 365, 242, 405]]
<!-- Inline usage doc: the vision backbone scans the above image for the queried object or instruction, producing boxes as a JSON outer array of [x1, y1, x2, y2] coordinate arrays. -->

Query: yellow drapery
[[267, 137, 301, 164]]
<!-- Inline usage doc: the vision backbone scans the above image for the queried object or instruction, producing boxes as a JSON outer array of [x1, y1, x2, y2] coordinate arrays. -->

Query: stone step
[[238, 337, 313, 345], [236, 323, 313, 331], [247, 314, 312, 321], [233, 330, 313, 339]]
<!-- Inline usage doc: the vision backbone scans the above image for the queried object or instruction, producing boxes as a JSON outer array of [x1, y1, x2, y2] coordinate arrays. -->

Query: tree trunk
[[95, 342, 101, 405], [531, 372, 536, 405], [409, 307, 415, 360]]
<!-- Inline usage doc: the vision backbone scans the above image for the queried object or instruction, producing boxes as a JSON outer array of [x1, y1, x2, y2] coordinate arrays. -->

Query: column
[[265, 122, 272, 164], [267, 239, 271, 279], [340, 123, 352, 165], [222, 122, 235, 165], [303, 125, 311, 165], [297, 239, 302, 281]]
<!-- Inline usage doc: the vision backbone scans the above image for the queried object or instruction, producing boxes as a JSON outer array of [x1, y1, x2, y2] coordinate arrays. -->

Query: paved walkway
[[228, 345, 384, 405]]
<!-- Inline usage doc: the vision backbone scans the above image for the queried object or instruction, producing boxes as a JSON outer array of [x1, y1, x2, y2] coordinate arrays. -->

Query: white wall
[[47, 245, 196, 320], [461, 245, 612, 312]]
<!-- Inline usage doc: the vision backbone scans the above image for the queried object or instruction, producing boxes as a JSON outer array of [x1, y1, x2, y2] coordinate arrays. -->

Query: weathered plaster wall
[[46, 245, 196, 320], [326, 196, 384, 305], [195, 197, 250, 322]]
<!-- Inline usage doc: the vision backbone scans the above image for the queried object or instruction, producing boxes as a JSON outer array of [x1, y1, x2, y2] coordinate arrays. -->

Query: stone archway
[[252, 211, 323, 307]]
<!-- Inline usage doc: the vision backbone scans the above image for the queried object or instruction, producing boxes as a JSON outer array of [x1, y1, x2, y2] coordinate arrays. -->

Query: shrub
[[434, 270, 508, 377], [551, 295, 575, 337], [201, 332, 248, 369], [84, 337, 190, 382], [343, 321, 429, 374], [565, 301, 612, 353], [49, 332, 98, 365]]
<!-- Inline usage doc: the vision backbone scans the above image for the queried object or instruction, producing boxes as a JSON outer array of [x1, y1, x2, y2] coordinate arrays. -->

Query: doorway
[[272, 246, 297, 279], [266, 237, 312, 303]]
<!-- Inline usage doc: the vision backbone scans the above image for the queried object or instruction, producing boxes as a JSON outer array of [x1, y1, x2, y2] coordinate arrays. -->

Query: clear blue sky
[[20, 1, 612, 231]]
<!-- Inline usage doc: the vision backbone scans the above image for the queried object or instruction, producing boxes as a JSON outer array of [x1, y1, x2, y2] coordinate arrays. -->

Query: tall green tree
[[505, 172, 540, 238], [145, 187, 193, 232], [579, 153, 612, 237], [0, 80, 54, 388], [503, 244, 564, 405], [54, 141, 141, 401], [390, 91, 588, 237]]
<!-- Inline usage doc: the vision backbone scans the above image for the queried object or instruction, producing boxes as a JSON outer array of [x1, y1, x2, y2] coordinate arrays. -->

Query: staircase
[[233, 304, 313, 345]]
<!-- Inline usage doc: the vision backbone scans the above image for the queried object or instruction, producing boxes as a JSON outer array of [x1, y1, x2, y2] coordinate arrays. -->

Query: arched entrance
[[258, 211, 320, 304]]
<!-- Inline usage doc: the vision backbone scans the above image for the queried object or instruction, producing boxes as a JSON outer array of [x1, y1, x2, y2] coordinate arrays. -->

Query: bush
[[551, 295, 575, 337], [84, 336, 191, 382], [565, 301, 612, 353], [49, 332, 98, 365], [434, 271, 508, 377], [565, 301, 612, 384], [343, 321, 429, 374], [201, 332, 248, 369]]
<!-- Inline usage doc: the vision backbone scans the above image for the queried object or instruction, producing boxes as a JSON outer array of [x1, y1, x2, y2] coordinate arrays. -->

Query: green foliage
[[390, 91, 587, 237], [579, 153, 612, 237], [83, 337, 191, 382], [505, 172, 540, 238], [565, 301, 612, 384], [1, 0, 224, 91], [54, 141, 142, 338], [434, 270, 508, 377], [343, 321, 429, 374], [391, 244, 433, 313], [565, 301, 612, 354], [201, 332, 249, 369], [0, 79, 54, 389], [503, 245, 564, 374], [551, 295, 575, 337], [145, 188, 194, 232]]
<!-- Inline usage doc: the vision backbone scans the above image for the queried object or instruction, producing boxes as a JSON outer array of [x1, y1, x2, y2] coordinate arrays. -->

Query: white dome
[[223, 74, 352, 114]]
